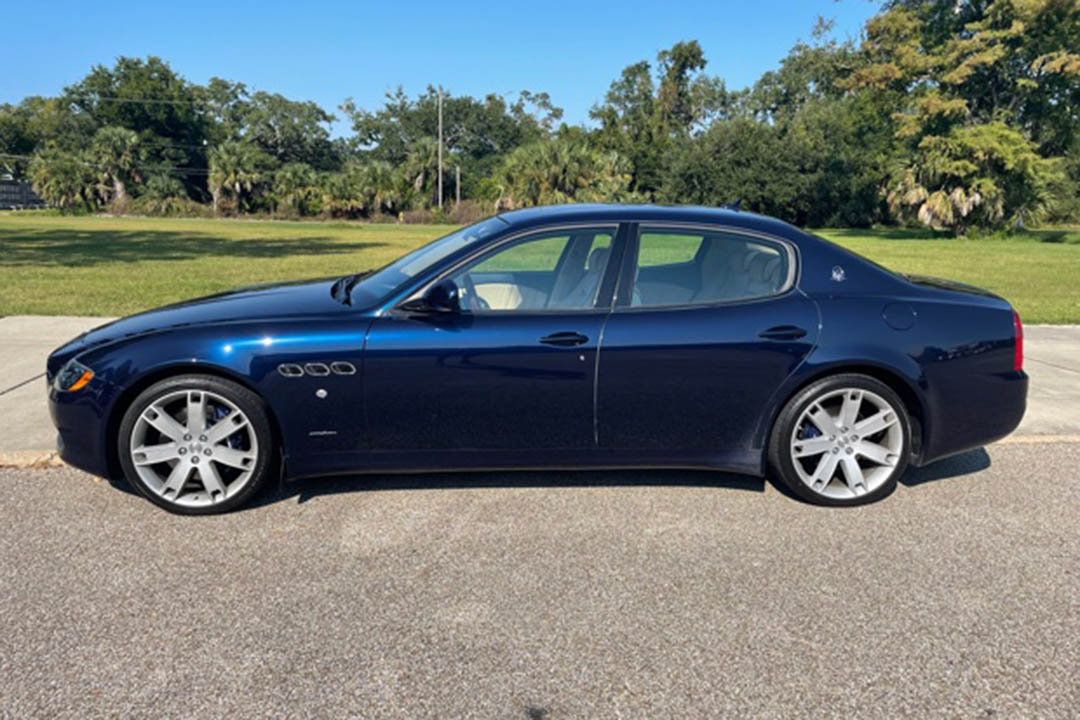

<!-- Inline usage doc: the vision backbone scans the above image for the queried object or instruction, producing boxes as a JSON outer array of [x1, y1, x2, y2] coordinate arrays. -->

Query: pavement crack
[[0, 373, 45, 396], [1025, 356, 1080, 375]]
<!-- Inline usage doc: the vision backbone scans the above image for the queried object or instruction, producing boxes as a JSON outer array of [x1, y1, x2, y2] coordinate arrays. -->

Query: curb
[[0, 451, 64, 469]]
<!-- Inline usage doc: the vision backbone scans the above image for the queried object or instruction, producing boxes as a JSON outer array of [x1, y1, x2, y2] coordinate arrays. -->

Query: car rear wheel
[[768, 374, 911, 506], [118, 374, 275, 514]]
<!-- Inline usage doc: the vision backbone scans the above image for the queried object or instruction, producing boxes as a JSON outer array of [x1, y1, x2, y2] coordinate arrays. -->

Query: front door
[[364, 226, 621, 451], [596, 225, 819, 473]]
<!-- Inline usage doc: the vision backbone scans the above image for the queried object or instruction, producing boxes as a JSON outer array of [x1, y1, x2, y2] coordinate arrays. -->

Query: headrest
[[588, 246, 610, 270]]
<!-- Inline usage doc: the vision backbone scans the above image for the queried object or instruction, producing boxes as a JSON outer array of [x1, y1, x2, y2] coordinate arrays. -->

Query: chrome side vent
[[304, 363, 331, 377], [277, 363, 304, 377], [330, 361, 357, 376]]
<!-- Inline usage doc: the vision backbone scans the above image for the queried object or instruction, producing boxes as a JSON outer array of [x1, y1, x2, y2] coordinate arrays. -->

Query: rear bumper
[[914, 370, 1027, 466]]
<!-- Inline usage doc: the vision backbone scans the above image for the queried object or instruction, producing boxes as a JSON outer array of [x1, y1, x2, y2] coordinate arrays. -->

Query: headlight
[[54, 360, 95, 392]]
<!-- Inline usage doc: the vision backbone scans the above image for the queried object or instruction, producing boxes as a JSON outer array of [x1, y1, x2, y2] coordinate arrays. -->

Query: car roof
[[495, 203, 804, 240]]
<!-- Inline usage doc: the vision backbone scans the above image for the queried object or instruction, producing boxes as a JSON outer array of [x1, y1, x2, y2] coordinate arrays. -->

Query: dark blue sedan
[[47, 204, 1027, 513]]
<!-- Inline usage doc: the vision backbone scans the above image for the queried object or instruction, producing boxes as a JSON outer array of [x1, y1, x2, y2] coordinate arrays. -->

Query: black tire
[[767, 373, 911, 506], [117, 374, 275, 515]]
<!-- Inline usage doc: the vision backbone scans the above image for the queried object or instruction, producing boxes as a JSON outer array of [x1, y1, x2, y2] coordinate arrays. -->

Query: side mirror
[[400, 280, 461, 313]]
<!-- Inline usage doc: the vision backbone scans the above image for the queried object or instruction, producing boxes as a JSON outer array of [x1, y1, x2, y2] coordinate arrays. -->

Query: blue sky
[[3, 0, 880, 136]]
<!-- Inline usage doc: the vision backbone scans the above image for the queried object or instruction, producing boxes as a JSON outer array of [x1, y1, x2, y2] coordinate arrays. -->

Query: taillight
[[1013, 310, 1023, 371]]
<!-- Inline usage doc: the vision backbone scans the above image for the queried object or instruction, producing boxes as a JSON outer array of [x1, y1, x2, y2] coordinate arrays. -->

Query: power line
[[67, 95, 215, 106]]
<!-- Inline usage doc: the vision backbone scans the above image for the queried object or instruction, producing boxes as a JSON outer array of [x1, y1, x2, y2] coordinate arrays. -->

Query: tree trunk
[[113, 177, 127, 206], [212, 188, 221, 215]]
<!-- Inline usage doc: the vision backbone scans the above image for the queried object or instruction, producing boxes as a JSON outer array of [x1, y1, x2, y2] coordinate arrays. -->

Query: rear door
[[596, 224, 818, 472]]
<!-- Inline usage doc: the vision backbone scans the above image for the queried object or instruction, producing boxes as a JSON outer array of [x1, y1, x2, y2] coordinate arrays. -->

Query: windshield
[[348, 216, 509, 306]]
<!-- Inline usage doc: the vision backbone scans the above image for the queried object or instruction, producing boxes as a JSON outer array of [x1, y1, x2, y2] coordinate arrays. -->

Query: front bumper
[[48, 376, 120, 479]]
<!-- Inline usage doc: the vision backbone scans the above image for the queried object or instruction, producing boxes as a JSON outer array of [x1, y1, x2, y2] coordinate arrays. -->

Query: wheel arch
[[761, 361, 928, 465], [104, 362, 285, 480]]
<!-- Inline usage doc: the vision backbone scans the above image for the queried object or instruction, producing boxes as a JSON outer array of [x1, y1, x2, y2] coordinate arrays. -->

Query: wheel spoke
[[162, 461, 193, 495], [855, 410, 898, 436], [810, 452, 840, 485], [856, 440, 895, 466], [186, 391, 208, 435], [792, 436, 833, 458], [212, 446, 256, 470], [840, 457, 867, 493], [204, 413, 248, 445], [838, 390, 863, 430], [142, 407, 187, 442], [198, 462, 226, 499], [131, 443, 180, 466], [807, 406, 842, 437]]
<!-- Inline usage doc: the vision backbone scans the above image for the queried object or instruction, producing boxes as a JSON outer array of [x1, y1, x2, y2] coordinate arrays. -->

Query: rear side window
[[629, 227, 790, 307], [636, 232, 701, 266]]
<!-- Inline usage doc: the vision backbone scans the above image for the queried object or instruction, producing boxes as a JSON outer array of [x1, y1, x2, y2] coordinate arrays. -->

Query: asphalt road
[[2, 442, 1078, 718]]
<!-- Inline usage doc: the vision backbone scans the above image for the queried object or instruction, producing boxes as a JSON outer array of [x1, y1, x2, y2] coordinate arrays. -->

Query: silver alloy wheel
[[129, 389, 259, 508], [790, 387, 904, 500]]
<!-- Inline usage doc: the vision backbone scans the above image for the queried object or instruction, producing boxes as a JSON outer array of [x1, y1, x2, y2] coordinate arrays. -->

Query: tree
[[341, 86, 563, 205], [591, 41, 728, 198], [208, 140, 273, 214], [273, 162, 318, 215], [490, 136, 638, 209], [0, 97, 97, 178], [319, 160, 408, 218], [64, 56, 211, 197], [28, 149, 96, 210], [848, 0, 1078, 233], [404, 136, 442, 206], [240, 91, 338, 170], [89, 126, 141, 206], [886, 122, 1061, 233]]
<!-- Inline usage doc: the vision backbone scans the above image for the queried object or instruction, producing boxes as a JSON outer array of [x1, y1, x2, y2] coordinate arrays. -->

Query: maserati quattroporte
[[47, 204, 1027, 513]]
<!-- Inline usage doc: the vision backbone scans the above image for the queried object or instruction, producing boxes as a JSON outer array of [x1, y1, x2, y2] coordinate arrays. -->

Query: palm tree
[[208, 140, 270, 214], [360, 161, 407, 215], [273, 162, 317, 215], [89, 126, 140, 207], [28, 149, 96, 211], [404, 136, 443, 207], [493, 138, 637, 209]]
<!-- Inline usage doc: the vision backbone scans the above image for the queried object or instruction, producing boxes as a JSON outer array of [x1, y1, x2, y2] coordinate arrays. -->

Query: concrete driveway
[[3, 315, 1078, 461]]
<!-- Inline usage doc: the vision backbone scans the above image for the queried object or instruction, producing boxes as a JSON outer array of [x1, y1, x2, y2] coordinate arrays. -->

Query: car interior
[[632, 231, 788, 307], [453, 228, 788, 312]]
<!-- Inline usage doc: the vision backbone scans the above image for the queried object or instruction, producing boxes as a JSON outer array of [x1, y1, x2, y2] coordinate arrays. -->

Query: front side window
[[447, 228, 615, 312], [629, 228, 790, 308], [350, 216, 508, 305]]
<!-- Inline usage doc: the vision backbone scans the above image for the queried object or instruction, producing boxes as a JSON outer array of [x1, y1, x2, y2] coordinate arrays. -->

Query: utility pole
[[455, 165, 461, 207], [437, 88, 443, 210]]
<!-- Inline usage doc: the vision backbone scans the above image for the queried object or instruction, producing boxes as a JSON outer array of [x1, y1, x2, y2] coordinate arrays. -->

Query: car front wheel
[[768, 374, 911, 506], [117, 374, 275, 514]]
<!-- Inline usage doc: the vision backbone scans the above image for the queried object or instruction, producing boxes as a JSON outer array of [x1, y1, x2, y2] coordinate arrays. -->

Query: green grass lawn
[[1, 212, 1078, 322]]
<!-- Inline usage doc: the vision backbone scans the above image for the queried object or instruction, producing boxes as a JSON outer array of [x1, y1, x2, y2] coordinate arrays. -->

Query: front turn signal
[[54, 360, 94, 392]]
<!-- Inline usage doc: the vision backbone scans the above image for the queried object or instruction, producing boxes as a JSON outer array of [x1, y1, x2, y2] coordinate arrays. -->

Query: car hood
[[71, 277, 355, 350]]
